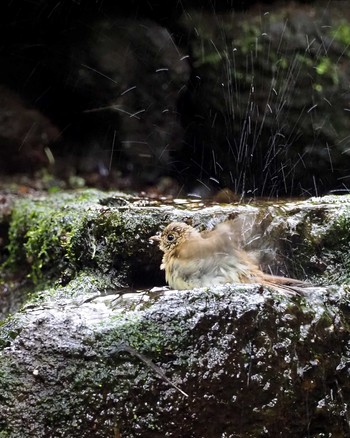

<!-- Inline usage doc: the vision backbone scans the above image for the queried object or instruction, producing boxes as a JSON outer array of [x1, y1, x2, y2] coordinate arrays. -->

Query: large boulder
[[1, 191, 350, 436]]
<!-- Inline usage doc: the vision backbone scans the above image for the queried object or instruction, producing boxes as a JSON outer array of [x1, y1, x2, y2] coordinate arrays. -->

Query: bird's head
[[150, 222, 197, 253]]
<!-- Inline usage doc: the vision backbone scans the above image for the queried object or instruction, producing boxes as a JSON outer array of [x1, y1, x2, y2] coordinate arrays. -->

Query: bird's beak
[[149, 234, 161, 244]]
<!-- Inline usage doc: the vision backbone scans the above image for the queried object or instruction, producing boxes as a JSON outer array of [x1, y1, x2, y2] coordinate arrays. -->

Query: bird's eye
[[167, 233, 175, 242]]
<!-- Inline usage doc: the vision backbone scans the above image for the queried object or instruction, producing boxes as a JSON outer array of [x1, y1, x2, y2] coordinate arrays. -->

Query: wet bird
[[151, 221, 306, 294]]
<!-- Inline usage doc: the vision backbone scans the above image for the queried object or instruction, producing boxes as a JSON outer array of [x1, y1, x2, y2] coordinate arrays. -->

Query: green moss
[[0, 189, 163, 314], [315, 57, 339, 85], [325, 214, 350, 245], [2, 190, 108, 283], [98, 311, 188, 359], [331, 22, 350, 46], [67, 209, 139, 282], [27, 270, 121, 306], [0, 316, 22, 349]]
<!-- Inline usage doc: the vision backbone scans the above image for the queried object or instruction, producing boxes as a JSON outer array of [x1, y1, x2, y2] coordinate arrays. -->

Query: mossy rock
[[1, 191, 350, 435], [1, 284, 350, 437]]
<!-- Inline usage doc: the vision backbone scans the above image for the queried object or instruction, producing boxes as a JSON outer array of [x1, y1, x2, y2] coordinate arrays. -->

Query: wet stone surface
[[1, 191, 350, 436], [1, 284, 350, 437]]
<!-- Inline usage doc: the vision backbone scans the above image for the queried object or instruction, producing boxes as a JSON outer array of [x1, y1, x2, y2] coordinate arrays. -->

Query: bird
[[150, 221, 306, 294]]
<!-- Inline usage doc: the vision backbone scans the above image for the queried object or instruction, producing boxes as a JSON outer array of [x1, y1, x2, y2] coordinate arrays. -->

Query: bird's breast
[[162, 249, 256, 289]]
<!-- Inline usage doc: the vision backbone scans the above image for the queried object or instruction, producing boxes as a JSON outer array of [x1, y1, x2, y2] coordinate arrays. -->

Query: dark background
[[0, 0, 349, 197]]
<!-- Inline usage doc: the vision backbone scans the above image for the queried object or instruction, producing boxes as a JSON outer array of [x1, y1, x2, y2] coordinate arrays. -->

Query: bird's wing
[[173, 228, 259, 284], [174, 227, 235, 260]]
